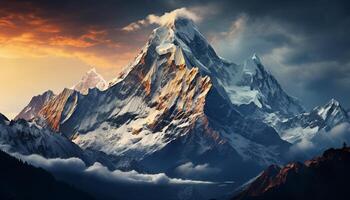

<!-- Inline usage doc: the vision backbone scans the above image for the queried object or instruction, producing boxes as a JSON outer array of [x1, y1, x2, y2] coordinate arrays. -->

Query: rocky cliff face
[[38, 88, 78, 132], [15, 90, 55, 121]]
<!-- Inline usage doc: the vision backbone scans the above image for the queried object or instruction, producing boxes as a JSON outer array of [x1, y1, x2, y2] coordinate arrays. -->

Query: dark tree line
[[0, 150, 94, 200]]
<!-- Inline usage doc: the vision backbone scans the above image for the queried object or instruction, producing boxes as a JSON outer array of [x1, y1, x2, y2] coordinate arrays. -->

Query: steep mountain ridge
[[17, 68, 107, 132], [15, 90, 55, 121], [38, 88, 79, 132], [233, 147, 350, 200]]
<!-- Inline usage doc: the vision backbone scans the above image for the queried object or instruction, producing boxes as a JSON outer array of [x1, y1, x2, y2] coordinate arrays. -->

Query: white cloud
[[86, 162, 213, 185], [122, 7, 201, 32], [210, 15, 298, 64], [13, 153, 214, 185], [14, 153, 87, 172], [175, 162, 220, 177], [288, 122, 350, 159]]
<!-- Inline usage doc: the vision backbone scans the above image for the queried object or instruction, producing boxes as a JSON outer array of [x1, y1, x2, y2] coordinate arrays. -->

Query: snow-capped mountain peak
[[316, 98, 341, 119], [277, 98, 349, 143], [155, 18, 303, 118], [72, 68, 108, 94], [314, 98, 348, 126]]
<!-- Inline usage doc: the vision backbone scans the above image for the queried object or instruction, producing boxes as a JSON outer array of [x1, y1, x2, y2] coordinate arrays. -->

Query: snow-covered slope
[[0, 112, 118, 169], [153, 18, 304, 119], [15, 90, 55, 121], [277, 99, 349, 143], [29, 17, 298, 183], [72, 68, 107, 94], [0, 114, 85, 159], [236, 54, 304, 120]]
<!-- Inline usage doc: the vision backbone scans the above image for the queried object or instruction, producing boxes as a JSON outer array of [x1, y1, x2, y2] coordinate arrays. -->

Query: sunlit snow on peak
[[72, 68, 108, 94]]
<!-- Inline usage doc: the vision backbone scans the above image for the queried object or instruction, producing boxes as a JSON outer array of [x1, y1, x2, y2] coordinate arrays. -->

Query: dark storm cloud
[[2, 0, 349, 109], [199, 0, 350, 109]]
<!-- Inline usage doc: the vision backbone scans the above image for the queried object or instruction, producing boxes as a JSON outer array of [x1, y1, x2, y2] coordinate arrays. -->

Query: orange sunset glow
[[0, 2, 148, 118]]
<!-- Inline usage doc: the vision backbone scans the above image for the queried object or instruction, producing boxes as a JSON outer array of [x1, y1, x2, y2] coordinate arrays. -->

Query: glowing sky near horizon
[[0, 1, 145, 118], [0, 57, 116, 119]]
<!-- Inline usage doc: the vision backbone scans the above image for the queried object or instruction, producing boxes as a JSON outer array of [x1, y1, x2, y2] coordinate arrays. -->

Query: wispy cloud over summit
[[122, 7, 201, 32]]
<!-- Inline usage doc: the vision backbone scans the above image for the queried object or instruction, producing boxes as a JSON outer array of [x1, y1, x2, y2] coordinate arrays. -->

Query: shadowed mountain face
[[0, 150, 94, 200], [232, 146, 350, 200]]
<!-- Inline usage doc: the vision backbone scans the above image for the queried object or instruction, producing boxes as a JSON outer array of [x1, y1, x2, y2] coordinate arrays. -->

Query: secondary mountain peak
[[15, 90, 56, 121], [276, 98, 349, 143], [314, 98, 348, 126], [316, 98, 342, 115], [72, 68, 107, 94]]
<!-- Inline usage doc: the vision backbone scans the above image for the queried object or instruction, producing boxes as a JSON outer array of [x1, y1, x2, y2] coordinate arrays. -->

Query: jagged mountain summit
[[15, 90, 55, 121], [16, 68, 108, 130], [222, 53, 304, 123], [23, 17, 304, 183], [72, 68, 108, 94], [277, 99, 349, 143]]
